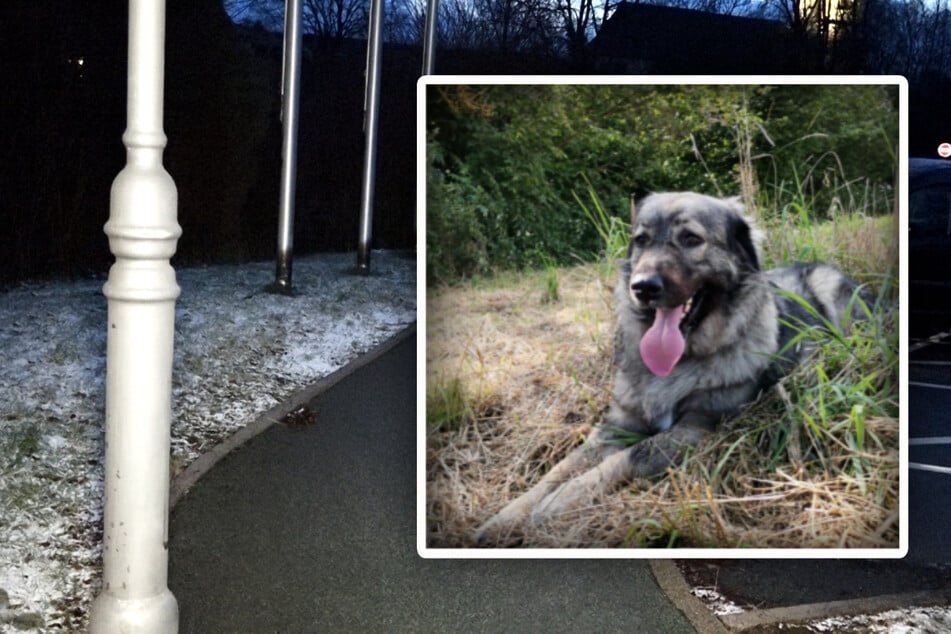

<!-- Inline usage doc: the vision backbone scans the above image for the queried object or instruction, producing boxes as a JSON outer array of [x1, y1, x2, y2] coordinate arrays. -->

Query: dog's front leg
[[530, 421, 712, 525], [474, 429, 619, 546]]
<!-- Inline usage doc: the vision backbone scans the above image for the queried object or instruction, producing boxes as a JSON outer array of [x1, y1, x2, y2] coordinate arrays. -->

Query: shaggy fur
[[475, 192, 868, 546]]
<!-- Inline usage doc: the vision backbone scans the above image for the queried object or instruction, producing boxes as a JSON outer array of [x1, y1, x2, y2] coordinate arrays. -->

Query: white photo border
[[417, 75, 909, 559]]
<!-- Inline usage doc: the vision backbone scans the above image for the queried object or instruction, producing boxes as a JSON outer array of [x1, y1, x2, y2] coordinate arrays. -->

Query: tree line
[[227, 0, 951, 80]]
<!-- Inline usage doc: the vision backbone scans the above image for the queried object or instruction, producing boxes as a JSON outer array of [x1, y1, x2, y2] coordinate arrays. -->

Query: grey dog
[[475, 192, 869, 546]]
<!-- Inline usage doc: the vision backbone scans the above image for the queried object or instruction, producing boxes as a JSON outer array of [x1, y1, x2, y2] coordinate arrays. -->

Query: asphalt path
[[166, 326, 951, 632], [167, 329, 694, 633]]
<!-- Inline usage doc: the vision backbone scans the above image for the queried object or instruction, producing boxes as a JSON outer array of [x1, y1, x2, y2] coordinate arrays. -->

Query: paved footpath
[[169, 326, 951, 633], [167, 327, 694, 633]]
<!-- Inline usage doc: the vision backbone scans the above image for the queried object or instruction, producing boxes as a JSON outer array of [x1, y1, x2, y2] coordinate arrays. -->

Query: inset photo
[[418, 77, 906, 556]]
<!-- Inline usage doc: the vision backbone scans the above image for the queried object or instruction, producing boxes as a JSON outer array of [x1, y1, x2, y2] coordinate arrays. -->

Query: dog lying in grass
[[475, 192, 870, 546]]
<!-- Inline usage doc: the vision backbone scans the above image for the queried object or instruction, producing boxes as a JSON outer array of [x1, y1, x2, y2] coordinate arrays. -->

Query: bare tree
[[383, 0, 424, 43], [307, 0, 369, 38], [408, 0, 558, 54], [661, 0, 760, 15], [864, 0, 951, 79], [426, 0, 485, 49], [224, 0, 369, 39], [472, 0, 559, 53], [552, 0, 610, 61]]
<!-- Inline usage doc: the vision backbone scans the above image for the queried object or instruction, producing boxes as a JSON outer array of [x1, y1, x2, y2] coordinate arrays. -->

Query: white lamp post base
[[89, 589, 178, 634]]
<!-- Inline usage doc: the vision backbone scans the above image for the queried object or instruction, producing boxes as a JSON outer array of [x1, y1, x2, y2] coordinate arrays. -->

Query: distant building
[[591, 3, 793, 74]]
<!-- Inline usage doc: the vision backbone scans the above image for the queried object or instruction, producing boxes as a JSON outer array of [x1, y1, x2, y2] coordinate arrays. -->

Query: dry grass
[[425, 218, 899, 550]]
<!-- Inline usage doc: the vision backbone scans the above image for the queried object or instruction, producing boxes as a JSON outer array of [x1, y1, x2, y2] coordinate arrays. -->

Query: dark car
[[910, 157, 951, 336]]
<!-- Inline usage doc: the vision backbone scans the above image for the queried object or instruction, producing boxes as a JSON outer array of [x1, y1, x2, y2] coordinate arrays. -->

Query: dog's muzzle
[[630, 272, 704, 377], [630, 273, 664, 306]]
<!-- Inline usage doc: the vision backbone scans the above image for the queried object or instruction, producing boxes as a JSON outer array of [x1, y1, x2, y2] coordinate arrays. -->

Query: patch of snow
[[687, 570, 951, 633], [0, 250, 416, 630], [803, 606, 951, 632], [690, 586, 747, 616]]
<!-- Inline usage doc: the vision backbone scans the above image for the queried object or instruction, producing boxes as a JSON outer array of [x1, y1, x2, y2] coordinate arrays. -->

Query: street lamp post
[[89, 0, 181, 631]]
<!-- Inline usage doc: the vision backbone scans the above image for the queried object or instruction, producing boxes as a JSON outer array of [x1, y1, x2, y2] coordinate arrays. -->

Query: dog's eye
[[632, 232, 651, 248], [679, 231, 704, 248]]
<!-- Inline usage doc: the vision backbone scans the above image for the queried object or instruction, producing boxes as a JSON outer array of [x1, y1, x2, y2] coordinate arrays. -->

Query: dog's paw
[[473, 514, 523, 547], [474, 503, 530, 546], [473, 519, 497, 546], [472, 489, 543, 546]]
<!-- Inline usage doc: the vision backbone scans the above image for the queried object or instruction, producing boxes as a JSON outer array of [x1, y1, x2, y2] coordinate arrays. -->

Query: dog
[[475, 192, 869, 546]]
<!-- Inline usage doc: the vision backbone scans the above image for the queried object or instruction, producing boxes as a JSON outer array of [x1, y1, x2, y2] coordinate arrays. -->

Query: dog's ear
[[629, 193, 637, 225], [723, 197, 761, 271], [728, 208, 761, 272]]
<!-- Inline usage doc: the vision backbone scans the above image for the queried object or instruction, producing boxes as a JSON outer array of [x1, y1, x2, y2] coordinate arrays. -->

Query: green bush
[[425, 84, 898, 285], [426, 138, 491, 284]]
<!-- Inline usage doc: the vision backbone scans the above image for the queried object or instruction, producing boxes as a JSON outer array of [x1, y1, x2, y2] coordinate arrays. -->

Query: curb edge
[[650, 560, 731, 634]]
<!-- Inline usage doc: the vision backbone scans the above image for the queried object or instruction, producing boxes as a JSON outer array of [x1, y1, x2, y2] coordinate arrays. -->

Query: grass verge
[[425, 213, 898, 549]]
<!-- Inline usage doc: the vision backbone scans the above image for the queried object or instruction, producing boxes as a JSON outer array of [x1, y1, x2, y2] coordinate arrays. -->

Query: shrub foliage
[[425, 84, 899, 284]]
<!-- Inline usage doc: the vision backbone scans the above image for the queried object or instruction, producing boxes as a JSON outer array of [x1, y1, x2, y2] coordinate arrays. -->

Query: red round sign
[[939, 142, 951, 158]]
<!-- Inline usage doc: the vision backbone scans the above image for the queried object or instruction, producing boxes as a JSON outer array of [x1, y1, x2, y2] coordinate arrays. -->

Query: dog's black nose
[[631, 274, 663, 302]]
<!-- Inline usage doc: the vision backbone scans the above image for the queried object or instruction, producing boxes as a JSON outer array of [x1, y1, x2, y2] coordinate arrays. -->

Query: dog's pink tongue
[[640, 307, 686, 377]]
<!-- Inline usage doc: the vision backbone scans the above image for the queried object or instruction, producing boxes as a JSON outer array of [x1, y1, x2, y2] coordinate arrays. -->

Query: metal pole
[[357, 0, 384, 274], [422, 0, 439, 75], [89, 0, 180, 631], [419, 0, 438, 246], [273, 0, 303, 294]]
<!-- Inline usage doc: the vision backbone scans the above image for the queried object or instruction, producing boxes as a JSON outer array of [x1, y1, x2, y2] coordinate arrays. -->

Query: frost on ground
[[689, 586, 746, 617], [0, 251, 416, 631], [688, 577, 951, 633], [801, 606, 951, 632]]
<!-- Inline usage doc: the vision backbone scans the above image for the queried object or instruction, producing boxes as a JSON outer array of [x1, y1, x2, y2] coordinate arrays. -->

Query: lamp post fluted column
[[89, 0, 181, 631]]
